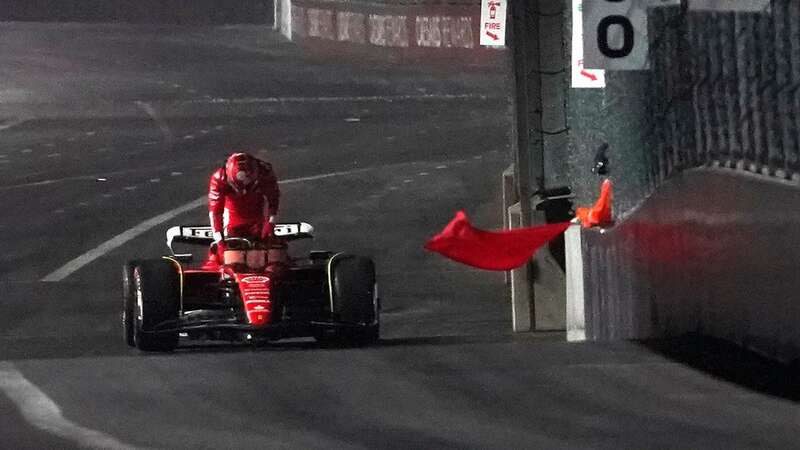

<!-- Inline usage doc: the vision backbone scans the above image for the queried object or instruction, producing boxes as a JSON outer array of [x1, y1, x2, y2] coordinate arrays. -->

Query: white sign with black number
[[571, 0, 605, 88], [582, 0, 678, 71], [479, 0, 506, 46]]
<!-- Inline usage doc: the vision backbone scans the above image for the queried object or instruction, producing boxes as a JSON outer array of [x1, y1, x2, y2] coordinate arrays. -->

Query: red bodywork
[[191, 238, 288, 328], [181, 260, 283, 329], [234, 272, 272, 326], [155, 223, 342, 345]]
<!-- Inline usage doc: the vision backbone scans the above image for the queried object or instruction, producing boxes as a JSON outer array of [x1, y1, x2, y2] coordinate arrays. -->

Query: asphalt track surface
[[0, 23, 799, 449]]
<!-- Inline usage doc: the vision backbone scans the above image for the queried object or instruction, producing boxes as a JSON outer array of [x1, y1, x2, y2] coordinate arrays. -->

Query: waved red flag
[[424, 211, 570, 271]]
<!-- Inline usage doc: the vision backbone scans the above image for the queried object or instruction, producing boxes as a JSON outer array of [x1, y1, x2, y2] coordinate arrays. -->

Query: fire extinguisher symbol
[[488, 1, 500, 19]]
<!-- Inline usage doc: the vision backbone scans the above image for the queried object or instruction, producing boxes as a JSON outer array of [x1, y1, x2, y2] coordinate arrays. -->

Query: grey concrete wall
[[1, 1, 273, 25], [558, 1, 800, 364], [579, 167, 800, 364], [565, 3, 800, 214], [564, 6, 686, 216], [282, 0, 508, 69]]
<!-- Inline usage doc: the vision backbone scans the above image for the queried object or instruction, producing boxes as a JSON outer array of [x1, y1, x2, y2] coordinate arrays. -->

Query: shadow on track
[[0, 335, 515, 361], [0, 277, 549, 360], [0, 333, 535, 361], [640, 333, 800, 403], [169, 333, 524, 353]]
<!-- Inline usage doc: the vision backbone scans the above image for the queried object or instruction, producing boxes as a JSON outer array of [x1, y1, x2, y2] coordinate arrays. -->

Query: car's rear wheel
[[122, 260, 141, 347], [133, 259, 180, 352], [319, 254, 379, 346]]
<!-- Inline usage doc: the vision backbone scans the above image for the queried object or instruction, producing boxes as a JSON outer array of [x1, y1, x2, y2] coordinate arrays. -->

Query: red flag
[[424, 211, 570, 271]]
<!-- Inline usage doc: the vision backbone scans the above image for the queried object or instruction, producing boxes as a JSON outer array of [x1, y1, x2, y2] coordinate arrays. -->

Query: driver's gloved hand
[[211, 232, 226, 256], [261, 221, 275, 240]]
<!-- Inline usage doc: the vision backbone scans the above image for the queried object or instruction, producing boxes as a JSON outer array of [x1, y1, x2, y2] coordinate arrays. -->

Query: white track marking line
[[188, 93, 492, 105], [0, 362, 145, 450], [0, 165, 207, 191], [41, 197, 205, 282], [134, 101, 174, 146], [1, 176, 108, 190], [0, 119, 23, 131], [40, 167, 375, 282], [279, 167, 374, 184]]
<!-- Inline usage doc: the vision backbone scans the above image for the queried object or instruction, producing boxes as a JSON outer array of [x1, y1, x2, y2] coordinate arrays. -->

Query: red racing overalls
[[204, 159, 280, 268]]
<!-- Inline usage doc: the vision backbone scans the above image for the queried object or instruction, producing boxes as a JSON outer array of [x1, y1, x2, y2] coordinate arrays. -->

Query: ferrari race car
[[122, 223, 379, 351]]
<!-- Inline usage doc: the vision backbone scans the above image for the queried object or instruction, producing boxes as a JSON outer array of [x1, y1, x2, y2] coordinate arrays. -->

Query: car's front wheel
[[132, 259, 180, 352], [320, 254, 380, 347], [122, 260, 141, 347]]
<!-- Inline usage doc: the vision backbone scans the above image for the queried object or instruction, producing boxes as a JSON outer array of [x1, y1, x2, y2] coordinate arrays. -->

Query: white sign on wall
[[581, 0, 769, 72], [479, 0, 506, 46], [582, 0, 679, 71], [571, 0, 605, 88]]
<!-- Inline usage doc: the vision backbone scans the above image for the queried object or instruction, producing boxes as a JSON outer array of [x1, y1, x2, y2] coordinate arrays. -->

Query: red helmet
[[225, 152, 258, 192]]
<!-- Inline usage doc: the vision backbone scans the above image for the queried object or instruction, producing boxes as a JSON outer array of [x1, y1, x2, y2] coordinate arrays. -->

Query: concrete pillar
[[506, 188, 571, 333], [502, 165, 516, 287], [565, 223, 586, 341], [507, 200, 532, 332], [276, 0, 292, 40]]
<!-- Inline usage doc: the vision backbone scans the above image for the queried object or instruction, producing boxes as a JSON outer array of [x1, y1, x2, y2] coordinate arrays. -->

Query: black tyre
[[321, 254, 379, 346], [122, 260, 141, 347], [132, 259, 180, 352]]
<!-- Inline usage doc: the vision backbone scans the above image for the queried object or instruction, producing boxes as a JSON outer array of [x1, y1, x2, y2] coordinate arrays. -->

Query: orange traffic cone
[[575, 179, 613, 228]]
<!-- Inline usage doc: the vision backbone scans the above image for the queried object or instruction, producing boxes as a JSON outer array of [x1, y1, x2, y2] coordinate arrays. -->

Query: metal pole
[[509, 0, 535, 332], [511, 0, 533, 228]]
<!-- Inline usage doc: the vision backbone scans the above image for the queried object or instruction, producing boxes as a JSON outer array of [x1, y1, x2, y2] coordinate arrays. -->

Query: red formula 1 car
[[122, 223, 379, 351]]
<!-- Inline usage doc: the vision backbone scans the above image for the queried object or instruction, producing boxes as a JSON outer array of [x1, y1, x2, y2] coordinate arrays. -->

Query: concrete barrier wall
[[278, 0, 506, 69], [574, 168, 800, 364], [1, 0, 272, 24]]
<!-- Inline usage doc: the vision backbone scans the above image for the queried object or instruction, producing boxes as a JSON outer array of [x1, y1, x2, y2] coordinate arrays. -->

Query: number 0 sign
[[582, 0, 678, 71]]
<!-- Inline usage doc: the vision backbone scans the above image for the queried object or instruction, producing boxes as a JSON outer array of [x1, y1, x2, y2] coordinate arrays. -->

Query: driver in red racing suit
[[204, 152, 281, 268]]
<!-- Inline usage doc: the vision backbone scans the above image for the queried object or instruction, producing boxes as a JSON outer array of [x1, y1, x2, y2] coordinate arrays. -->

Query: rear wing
[[166, 223, 314, 254]]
